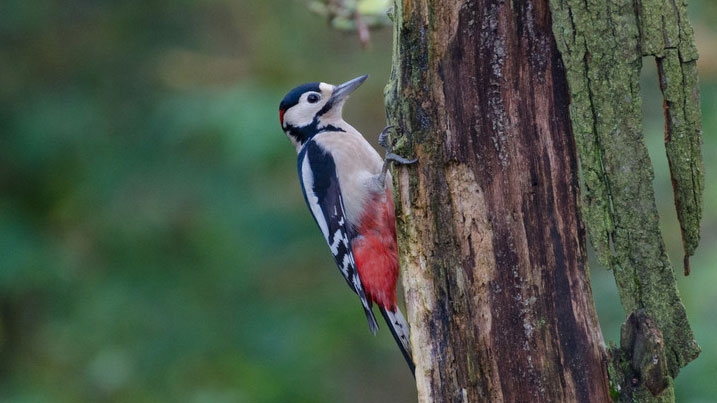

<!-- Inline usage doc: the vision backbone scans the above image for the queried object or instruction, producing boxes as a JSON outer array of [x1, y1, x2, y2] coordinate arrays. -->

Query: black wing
[[297, 140, 379, 333]]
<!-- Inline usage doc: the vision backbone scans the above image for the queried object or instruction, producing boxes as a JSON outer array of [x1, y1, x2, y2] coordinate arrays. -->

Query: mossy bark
[[385, 0, 611, 401], [384, 0, 702, 401], [549, 0, 702, 401]]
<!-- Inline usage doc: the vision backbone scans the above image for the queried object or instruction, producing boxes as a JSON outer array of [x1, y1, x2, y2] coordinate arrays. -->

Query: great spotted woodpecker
[[279, 75, 416, 373]]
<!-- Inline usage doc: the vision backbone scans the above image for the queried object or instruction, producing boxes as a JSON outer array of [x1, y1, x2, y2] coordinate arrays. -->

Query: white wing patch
[[301, 155, 329, 238]]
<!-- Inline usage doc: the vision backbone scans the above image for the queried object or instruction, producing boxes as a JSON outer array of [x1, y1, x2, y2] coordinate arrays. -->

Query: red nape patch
[[279, 109, 285, 125]]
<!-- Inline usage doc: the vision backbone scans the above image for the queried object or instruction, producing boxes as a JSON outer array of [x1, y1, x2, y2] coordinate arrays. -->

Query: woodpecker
[[279, 75, 416, 373]]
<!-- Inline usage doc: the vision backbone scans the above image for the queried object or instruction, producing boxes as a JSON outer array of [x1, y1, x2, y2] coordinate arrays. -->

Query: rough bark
[[550, 0, 702, 400], [384, 0, 611, 401]]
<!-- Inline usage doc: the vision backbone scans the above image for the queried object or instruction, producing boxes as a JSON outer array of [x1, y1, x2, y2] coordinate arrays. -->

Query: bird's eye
[[307, 93, 320, 103]]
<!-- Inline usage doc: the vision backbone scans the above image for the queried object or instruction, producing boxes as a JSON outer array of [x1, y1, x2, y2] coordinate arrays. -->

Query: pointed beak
[[329, 75, 368, 104]]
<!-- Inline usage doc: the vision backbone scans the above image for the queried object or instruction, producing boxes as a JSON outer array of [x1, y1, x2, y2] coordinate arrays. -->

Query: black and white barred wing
[[297, 140, 380, 333]]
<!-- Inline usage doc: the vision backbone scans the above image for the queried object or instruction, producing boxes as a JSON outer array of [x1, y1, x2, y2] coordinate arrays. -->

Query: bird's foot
[[378, 126, 417, 185]]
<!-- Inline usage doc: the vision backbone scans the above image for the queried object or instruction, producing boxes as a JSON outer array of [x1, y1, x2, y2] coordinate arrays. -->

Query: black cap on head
[[279, 82, 320, 112]]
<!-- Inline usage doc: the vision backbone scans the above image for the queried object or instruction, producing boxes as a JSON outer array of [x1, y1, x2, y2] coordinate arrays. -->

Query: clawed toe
[[378, 126, 416, 166], [385, 152, 418, 165], [378, 125, 394, 151], [377, 126, 417, 186]]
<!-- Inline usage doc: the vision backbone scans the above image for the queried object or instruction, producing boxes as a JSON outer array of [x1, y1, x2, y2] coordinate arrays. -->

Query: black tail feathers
[[379, 306, 415, 375]]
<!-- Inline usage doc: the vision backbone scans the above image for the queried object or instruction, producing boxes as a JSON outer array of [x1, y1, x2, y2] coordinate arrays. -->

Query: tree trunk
[[385, 0, 610, 401], [384, 0, 701, 401], [550, 0, 701, 401]]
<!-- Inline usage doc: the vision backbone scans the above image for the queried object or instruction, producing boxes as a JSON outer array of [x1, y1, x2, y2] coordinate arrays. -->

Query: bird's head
[[279, 75, 367, 150]]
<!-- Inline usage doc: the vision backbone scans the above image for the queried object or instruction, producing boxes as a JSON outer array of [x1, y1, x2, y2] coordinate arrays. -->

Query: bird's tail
[[362, 300, 380, 335], [380, 306, 415, 374]]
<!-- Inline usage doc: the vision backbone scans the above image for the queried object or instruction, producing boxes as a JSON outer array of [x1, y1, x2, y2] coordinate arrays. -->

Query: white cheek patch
[[283, 102, 322, 128]]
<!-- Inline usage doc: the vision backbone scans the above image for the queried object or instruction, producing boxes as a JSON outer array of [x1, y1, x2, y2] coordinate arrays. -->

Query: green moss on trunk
[[387, 0, 612, 401], [549, 0, 702, 401]]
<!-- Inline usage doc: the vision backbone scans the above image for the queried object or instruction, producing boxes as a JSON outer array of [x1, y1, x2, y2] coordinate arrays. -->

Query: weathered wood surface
[[385, 1, 611, 401]]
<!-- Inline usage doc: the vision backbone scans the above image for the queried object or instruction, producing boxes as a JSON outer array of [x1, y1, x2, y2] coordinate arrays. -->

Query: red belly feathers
[[351, 188, 399, 310]]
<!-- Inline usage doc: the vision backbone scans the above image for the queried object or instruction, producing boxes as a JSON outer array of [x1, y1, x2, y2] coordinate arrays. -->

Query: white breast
[[313, 127, 391, 226]]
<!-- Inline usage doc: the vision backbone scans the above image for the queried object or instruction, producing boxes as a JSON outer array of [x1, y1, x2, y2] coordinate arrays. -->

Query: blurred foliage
[[308, 0, 392, 47], [0, 0, 714, 402]]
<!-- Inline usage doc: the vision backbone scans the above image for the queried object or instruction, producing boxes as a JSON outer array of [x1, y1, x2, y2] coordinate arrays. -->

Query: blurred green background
[[0, 1, 714, 402]]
